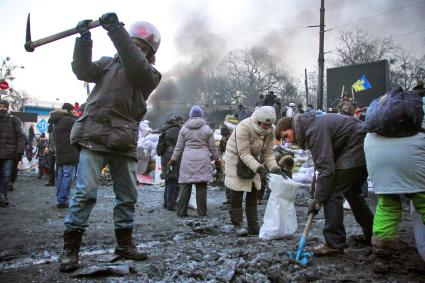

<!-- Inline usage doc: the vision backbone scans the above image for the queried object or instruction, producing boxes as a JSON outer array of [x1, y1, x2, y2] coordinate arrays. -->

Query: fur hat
[[274, 117, 292, 140], [189, 105, 204, 118], [278, 155, 294, 170]]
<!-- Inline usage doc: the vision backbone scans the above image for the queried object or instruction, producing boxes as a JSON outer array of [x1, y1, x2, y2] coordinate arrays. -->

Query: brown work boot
[[59, 229, 84, 272], [372, 236, 396, 274], [313, 243, 344, 256], [114, 228, 147, 260]]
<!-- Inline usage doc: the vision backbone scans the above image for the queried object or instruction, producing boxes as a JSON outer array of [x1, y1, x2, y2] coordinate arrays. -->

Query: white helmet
[[128, 21, 161, 57]]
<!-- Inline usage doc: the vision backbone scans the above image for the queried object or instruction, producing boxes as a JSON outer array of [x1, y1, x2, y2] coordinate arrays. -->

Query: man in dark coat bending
[[275, 112, 374, 256]]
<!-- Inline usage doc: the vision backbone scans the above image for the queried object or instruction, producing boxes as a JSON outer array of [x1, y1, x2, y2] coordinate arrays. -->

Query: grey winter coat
[[70, 25, 162, 160], [294, 112, 366, 203], [0, 113, 25, 159], [171, 118, 220, 184]]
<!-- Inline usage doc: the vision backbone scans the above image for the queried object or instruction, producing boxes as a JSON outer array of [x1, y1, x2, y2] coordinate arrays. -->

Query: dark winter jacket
[[70, 25, 162, 160], [156, 123, 181, 181], [0, 113, 25, 159], [49, 110, 79, 166], [293, 112, 366, 203]]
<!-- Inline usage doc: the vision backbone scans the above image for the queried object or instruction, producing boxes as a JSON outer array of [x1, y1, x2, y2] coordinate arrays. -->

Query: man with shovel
[[59, 13, 162, 272], [275, 112, 374, 256]]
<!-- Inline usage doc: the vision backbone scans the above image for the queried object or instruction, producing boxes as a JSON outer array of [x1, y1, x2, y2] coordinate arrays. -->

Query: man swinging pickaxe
[[24, 13, 100, 52]]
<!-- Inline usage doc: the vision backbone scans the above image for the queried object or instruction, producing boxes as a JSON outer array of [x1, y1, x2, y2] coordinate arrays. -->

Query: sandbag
[[259, 174, 300, 240]]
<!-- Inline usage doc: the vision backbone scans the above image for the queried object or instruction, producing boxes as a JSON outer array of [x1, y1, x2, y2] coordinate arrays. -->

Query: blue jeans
[[164, 180, 179, 210], [0, 159, 14, 195], [64, 149, 138, 230], [56, 164, 76, 204]]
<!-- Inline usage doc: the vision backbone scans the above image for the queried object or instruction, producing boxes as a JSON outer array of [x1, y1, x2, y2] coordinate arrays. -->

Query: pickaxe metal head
[[24, 13, 35, 52], [24, 13, 100, 52]]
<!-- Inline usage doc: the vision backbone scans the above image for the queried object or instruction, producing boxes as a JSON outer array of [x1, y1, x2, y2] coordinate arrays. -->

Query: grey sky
[[0, 0, 423, 104]]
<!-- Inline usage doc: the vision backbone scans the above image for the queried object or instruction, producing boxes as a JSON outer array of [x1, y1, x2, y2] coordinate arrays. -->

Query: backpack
[[365, 87, 424, 137]]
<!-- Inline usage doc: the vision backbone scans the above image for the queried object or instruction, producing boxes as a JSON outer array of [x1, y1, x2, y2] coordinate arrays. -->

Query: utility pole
[[317, 0, 325, 110], [304, 68, 309, 106]]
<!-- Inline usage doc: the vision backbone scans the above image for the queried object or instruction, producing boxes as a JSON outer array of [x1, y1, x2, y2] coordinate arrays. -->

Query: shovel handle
[[25, 20, 100, 52], [303, 212, 315, 237]]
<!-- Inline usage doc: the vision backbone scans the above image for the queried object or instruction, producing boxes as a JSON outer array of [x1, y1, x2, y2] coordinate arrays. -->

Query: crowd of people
[[0, 12, 423, 277]]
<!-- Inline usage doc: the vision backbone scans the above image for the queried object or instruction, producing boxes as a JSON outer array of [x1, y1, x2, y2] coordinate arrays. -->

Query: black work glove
[[257, 165, 268, 180], [76, 19, 93, 40], [99, 12, 122, 32], [308, 199, 322, 216], [16, 153, 23, 162]]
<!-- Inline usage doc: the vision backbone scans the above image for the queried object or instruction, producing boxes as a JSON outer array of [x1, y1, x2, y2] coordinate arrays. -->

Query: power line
[[392, 26, 425, 38], [170, 1, 425, 40], [329, 0, 425, 29], [174, 25, 310, 40]]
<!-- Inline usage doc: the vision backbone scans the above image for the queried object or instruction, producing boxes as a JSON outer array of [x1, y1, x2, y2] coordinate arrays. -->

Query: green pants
[[373, 193, 425, 240]]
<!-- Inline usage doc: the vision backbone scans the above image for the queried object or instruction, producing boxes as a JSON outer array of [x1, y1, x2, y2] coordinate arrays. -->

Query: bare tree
[[222, 47, 295, 106], [390, 51, 425, 90], [334, 28, 396, 66], [333, 28, 424, 91], [0, 57, 28, 110]]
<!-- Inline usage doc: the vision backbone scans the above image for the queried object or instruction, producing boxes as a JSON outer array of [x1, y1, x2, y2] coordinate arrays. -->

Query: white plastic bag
[[411, 201, 425, 262], [292, 172, 314, 183], [259, 174, 301, 240]]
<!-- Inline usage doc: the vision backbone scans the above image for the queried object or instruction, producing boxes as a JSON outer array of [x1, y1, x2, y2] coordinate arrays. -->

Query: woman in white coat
[[224, 106, 282, 236]]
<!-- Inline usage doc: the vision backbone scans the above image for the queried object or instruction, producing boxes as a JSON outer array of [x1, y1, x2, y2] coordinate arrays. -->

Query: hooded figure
[[170, 105, 221, 217], [224, 106, 282, 236]]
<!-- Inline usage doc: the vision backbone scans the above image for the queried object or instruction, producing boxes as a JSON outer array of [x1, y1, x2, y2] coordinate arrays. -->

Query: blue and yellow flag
[[352, 74, 372, 92]]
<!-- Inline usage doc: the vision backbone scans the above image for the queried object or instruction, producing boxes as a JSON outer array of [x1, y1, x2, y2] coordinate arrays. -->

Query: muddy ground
[[0, 174, 424, 283]]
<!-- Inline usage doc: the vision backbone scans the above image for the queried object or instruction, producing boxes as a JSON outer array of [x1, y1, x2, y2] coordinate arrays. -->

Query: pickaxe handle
[[303, 212, 315, 237], [25, 13, 100, 52], [295, 212, 315, 261]]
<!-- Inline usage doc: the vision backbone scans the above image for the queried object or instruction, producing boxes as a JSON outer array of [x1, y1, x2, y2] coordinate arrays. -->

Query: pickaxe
[[24, 13, 100, 52]]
